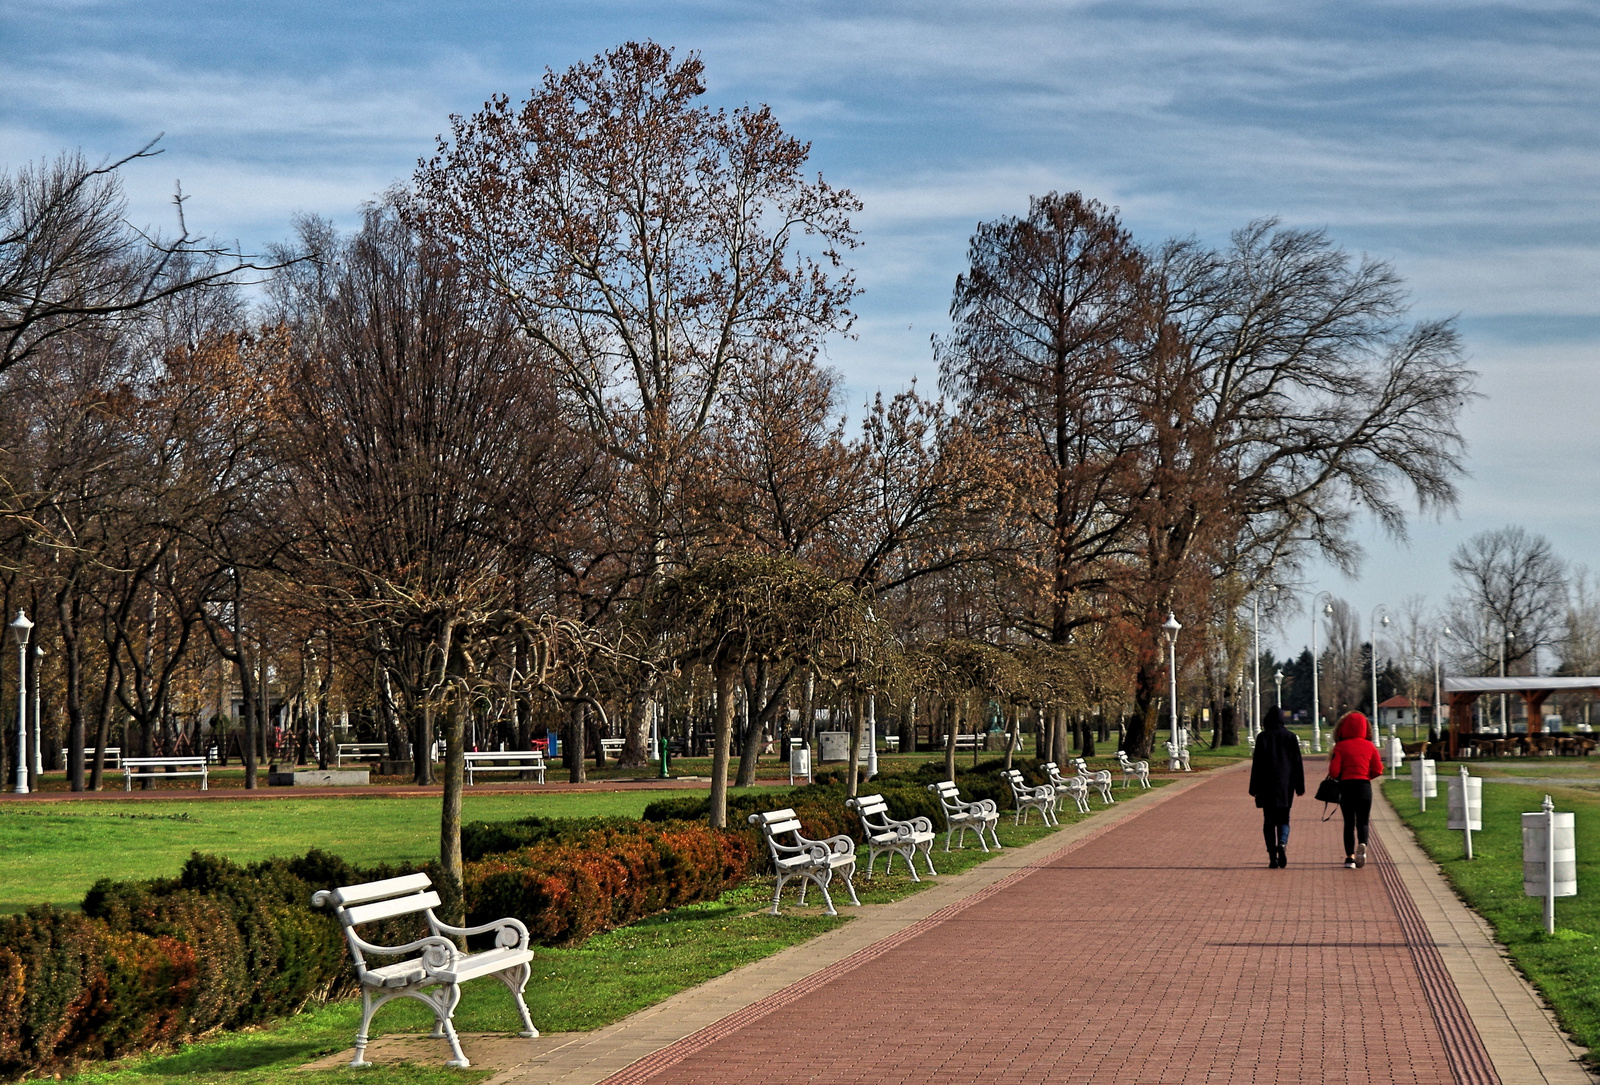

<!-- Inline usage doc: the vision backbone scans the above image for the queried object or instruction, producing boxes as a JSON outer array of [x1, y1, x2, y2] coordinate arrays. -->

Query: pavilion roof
[[1442, 676, 1600, 695]]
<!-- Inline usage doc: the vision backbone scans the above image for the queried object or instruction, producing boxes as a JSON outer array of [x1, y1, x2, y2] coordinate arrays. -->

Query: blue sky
[[5, 0, 1598, 661]]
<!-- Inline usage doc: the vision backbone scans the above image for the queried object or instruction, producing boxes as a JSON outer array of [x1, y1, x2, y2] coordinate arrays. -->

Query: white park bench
[[1116, 750, 1151, 788], [1002, 768, 1058, 826], [1040, 762, 1092, 814], [600, 737, 626, 757], [312, 872, 537, 1068], [926, 780, 1002, 851], [748, 808, 860, 916], [1165, 741, 1191, 772], [940, 733, 981, 751], [1069, 757, 1116, 804], [463, 750, 547, 786], [62, 746, 121, 769], [120, 756, 208, 791], [846, 794, 937, 881], [337, 742, 392, 767]]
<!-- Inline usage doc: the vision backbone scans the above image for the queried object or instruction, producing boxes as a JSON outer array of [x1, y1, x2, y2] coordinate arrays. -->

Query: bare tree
[[1561, 566, 1600, 675], [1444, 526, 1567, 675], [0, 142, 276, 376]]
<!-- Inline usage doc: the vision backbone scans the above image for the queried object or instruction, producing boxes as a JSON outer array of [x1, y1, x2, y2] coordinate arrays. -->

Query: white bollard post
[[1411, 758, 1437, 813], [1523, 794, 1576, 935], [1447, 764, 1481, 860]]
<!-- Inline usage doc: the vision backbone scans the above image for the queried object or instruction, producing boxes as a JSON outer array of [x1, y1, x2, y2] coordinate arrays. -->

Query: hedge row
[[0, 819, 752, 1081], [465, 821, 757, 945]]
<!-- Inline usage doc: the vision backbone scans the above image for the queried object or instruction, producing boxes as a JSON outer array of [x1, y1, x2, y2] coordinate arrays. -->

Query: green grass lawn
[[46, 785, 1143, 1085], [1385, 776, 1600, 1066], [0, 789, 711, 911]]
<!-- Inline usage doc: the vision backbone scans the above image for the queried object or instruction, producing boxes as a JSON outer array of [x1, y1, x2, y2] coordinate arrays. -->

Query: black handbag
[[1314, 776, 1342, 805]]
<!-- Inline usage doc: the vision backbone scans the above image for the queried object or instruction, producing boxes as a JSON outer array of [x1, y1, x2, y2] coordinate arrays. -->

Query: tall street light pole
[[1370, 604, 1390, 745], [30, 644, 43, 782], [1274, 669, 1284, 709], [1252, 585, 1278, 742], [1311, 592, 1334, 753], [1163, 613, 1182, 748], [11, 610, 33, 795]]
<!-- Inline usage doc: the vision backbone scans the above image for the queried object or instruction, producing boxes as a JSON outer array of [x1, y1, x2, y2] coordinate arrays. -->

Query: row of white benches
[[313, 758, 1148, 1068]]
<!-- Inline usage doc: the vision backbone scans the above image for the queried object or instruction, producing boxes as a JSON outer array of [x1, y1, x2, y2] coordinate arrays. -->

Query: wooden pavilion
[[1442, 675, 1600, 757]]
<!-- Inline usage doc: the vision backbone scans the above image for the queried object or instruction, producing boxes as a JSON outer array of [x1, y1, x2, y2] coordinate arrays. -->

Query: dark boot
[[1267, 847, 1280, 868], [1277, 846, 1288, 868]]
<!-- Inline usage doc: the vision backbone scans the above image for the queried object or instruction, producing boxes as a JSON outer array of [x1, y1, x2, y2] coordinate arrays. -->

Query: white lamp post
[[1370, 604, 1390, 744], [1163, 613, 1182, 747], [1311, 593, 1333, 752], [30, 644, 43, 781], [1251, 586, 1278, 741], [11, 610, 33, 795], [1274, 668, 1284, 710]]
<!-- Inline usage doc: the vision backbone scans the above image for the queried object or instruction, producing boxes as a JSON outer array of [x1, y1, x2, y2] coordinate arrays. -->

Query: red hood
[[1335, 712, 1369, 742]]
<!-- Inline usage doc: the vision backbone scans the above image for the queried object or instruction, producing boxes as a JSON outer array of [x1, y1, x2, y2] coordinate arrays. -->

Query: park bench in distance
[[1069, 757, 1116, 804], [1040, 761, 1092, 814], [336, 742, 390, 767], [1002, 768, 1058, 826], [61, 745, 121, 769], [312, 872, 537, 1069], [463, 750, 547, 785], [120, 756, 207, 790], [926, 780, 1002, 852], [1116, 750, 1151, 788], [748, 808, 860, 916], [846, 793, 937, 881]]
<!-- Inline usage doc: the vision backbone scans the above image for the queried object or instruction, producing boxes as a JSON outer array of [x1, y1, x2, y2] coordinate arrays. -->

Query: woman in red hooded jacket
[[1326, 711, 1384, 868]]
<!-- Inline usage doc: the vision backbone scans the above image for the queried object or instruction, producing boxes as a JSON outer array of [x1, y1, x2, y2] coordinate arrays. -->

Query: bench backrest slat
[[328, 872, 432, 907], [764, 819, 803, 837], [851, 796, 888, 816], [750, 808, 798, 826], [343, 890, 441, 927]]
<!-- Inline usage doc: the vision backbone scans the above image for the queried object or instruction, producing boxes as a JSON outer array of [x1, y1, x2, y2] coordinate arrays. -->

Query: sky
[[4, 0, 1598, 663]]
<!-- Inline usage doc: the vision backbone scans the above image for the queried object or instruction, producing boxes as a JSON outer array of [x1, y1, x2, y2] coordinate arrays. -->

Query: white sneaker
[[1355, 843, 1367, 868]]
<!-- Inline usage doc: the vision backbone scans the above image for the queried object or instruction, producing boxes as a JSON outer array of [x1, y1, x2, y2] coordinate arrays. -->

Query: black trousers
[[1339, 779, 1372, 855], [1261, 806, 1291, 850]]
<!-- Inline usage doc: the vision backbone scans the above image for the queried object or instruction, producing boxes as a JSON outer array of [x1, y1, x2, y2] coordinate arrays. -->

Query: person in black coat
[[1249, 706, 1305, 868]]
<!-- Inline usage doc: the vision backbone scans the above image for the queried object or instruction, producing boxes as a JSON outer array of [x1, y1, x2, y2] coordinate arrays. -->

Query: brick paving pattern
[[602, 765, 1475, 1085]]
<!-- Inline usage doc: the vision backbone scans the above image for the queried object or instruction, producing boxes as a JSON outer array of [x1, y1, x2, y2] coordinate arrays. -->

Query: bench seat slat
[[435, 947, 534, 983]]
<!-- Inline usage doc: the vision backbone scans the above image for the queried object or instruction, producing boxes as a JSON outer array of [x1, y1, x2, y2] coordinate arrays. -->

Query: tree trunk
[[708, 660, 738, 828], [943, 698, 958, 779], [566, 700, 587, 783], [439, 693, 466, 920], [1129, 656, 1161, 760], [845, 689, 864, 799], [1052, 705, 1069, 764], [58, 585, 86, 791]]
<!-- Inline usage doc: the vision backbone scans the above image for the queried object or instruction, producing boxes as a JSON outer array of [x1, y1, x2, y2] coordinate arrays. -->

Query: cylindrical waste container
[[1411, 758, 1437, 799], [1447, 775, 1482, 830], [1523, 809, 1577, 898]]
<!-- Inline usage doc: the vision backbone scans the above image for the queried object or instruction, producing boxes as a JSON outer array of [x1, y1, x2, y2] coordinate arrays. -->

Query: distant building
[[1377, 694, 1432, 733]]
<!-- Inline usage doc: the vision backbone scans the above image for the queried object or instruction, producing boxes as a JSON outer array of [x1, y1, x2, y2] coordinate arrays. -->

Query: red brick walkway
[[601, 763, 1492, 1085]]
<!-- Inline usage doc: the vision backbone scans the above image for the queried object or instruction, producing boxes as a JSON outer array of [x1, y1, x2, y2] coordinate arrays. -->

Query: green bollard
[[658, 735, 671, 779]]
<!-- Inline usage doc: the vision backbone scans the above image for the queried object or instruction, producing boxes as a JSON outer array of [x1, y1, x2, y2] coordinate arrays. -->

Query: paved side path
[[324, 763, 1595, 1084]]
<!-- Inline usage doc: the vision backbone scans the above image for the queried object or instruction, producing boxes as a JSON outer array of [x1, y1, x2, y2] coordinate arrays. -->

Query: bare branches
[[0, 142, 291, 376]]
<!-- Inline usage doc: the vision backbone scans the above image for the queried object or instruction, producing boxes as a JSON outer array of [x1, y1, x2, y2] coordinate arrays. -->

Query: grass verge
[[0, 789, 709, 911], [1384, 776, 1600, 1065], [51, 784, 1164, 1085]]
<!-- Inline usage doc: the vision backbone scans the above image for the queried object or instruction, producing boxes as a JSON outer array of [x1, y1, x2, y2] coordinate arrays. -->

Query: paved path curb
[[1372, 784, 1594, 1083]]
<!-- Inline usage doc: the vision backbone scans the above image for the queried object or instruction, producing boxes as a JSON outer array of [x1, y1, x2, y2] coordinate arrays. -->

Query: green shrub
[[460, 815, 645, 861], [464, 821, 756, 945]]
